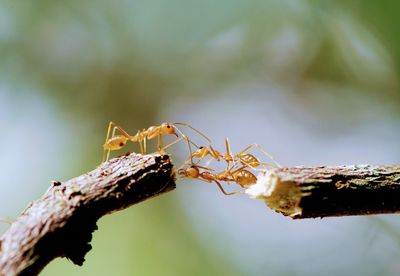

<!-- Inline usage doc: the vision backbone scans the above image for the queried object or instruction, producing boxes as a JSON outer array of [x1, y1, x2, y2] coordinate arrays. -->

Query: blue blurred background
[[1, 1, 400, 275]]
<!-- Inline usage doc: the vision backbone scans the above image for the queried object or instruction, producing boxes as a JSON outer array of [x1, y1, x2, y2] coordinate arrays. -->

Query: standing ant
[[102, 121, 210, 162], [187, 137, 279, 170]]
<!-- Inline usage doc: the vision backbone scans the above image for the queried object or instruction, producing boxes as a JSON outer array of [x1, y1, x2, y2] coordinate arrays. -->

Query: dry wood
[[246, 165, 400, 219], [0, 153, 175, 276]]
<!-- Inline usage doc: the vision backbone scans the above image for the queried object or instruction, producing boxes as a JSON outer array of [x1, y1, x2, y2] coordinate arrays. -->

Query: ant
[[187, 137, 279, 170], [177, 162, 258, 195], [102, 121, 210, 162]]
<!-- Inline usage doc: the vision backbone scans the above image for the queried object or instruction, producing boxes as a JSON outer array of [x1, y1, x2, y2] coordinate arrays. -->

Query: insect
[[187, 137, 279, 170], [177, 162, 258, 195], [102, 121, 210, 162]]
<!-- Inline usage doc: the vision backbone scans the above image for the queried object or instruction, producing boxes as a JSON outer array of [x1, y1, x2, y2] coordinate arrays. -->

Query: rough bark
[[0, 153, 175, 276], [246, 165, 400, 219]]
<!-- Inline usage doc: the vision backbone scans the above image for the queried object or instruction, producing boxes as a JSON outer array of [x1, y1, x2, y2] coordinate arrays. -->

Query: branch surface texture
[[0, 153, 175, 276], [246, 165, 400, 219]]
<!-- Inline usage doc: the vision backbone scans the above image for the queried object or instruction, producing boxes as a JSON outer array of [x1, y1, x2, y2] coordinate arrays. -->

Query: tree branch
[[246, 165, 400, 219], [0, 153, 175, 276]]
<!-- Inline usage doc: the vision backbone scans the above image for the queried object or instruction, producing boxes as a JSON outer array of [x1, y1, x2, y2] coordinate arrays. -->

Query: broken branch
[[0, 153, 175, 276], [246, 165, 400, 219]]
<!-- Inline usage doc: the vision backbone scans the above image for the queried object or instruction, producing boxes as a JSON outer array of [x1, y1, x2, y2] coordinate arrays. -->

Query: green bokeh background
[[1, 1, 400, 275]]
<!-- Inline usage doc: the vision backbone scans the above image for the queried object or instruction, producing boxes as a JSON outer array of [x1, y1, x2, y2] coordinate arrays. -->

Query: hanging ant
[[178, 164, 237, 195], [102, 121, 210, 162], [177, 162, 258, 196]]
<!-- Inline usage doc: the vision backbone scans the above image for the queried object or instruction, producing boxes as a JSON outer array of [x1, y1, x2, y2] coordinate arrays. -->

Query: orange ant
[[187, 137, 279, 170], [102, 121, 210, 162], [178, 163, 258, 195]]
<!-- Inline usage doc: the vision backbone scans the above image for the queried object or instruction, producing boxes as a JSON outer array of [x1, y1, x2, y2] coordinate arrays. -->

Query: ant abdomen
[[103, 135, 128, 150], [232, 170, 257, 188], [239, 154, 262, 167]]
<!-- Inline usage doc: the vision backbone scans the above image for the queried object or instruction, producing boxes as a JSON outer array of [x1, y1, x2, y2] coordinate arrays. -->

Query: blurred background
[[1, 1, 400, 275]]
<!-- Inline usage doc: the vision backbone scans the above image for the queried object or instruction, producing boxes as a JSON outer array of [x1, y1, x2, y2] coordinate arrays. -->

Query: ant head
[[177, 168, 186, 176], [161, 123, 177, 136], [178, 166, 199, 178], [186, 166, 199, 178], [193, 146, 204, 153]]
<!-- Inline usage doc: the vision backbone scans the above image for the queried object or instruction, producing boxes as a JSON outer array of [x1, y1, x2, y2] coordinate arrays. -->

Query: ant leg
[[102, 121, 114, 163], [158, 134, 190, 151], [220, 138, 246, 173], [162, 136, 202, 157], [222, 143, 245, 174], [174, 122, 211, 143], [156, 134, 162, 152], [157, 133, 167, 153], [172, 126, 199, 165], [239, 159, 275, 171], [203, 157, 214, 167], [106, 150, 111, 162], [181, 171, 239, 196], [161, 136, 184, 151], [138, 140, 144, 154], [172, 125, 200, 151], [230, 165, 247, 175], [155, 133, 163, 152], [144, 137, 147, 154], [114, 125, 134, 138], [194, 164, 215, 171], [185, 145, 219, 166], [105, 125, 118, 162], [134, 130, 144, 154], [186, 136, 197, 164], [224, 137, 235, 170], [208, 145, 221, 161], [213, 180, 242, 196], [237, 143, 281, 167], [176, 135, 195, 164], [238, 159, 259, 171], [161, 134, 166, 150]]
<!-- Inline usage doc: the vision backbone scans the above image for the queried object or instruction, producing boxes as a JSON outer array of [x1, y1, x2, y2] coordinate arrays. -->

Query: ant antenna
[[174, 122, 211, 143], [171, 125, 202, 164], [190, 163, 216, 171], [171, 126, 200, 149]]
